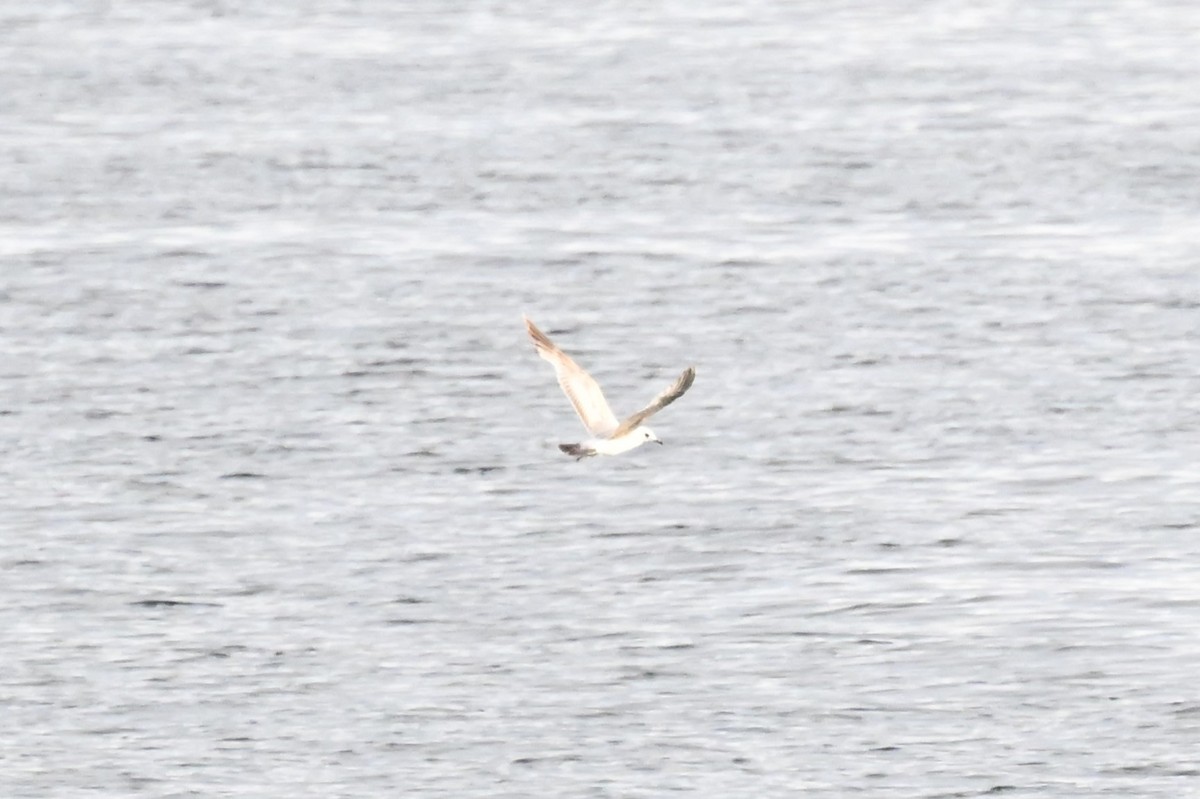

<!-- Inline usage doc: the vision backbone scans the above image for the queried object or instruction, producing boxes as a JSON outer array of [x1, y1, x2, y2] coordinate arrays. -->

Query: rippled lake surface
[[3, 2, 1199, 796]]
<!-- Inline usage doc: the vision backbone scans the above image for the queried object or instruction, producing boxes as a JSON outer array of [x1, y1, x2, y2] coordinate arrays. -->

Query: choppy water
[[3, 2, 1199, 797]]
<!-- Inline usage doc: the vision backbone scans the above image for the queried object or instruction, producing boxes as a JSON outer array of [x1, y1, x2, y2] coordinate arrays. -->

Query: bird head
[[639, 427, 663, 445]]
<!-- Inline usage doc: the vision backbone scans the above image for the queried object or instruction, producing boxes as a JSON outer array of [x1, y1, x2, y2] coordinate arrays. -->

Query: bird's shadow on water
[[128, 598, 223, 609]]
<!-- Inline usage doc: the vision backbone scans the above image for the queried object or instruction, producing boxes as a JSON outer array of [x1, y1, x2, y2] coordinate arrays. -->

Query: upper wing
[[525, 317, 620, 437], [610, 366, 696, 438]]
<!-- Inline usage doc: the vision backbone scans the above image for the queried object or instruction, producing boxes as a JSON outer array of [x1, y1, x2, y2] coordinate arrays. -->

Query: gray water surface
[[3, 2, 1200, 797]]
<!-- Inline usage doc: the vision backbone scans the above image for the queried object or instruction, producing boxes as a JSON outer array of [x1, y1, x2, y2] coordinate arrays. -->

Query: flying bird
[[524, 316, 696, 459]]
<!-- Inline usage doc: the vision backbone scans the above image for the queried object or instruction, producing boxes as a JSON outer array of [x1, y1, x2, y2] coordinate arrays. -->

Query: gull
[[524, 316, 696, 459]]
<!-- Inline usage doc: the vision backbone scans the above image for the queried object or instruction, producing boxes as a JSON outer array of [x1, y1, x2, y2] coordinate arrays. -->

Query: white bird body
[[581, 429, 660, 457], [524, 316, 695, 459]]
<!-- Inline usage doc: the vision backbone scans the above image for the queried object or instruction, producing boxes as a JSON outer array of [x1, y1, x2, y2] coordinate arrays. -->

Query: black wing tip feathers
[[559, 443, 592, 459]]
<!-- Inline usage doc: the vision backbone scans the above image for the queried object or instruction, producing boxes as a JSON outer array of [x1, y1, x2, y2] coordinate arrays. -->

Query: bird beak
[[655, 439, 664, 445]]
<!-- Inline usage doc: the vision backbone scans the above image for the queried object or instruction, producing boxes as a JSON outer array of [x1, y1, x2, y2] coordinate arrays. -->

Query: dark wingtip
[[559, 443, 585, 457]]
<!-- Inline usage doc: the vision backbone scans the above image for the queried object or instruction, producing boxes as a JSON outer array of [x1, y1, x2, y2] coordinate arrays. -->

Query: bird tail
[[559, 443, 593, 460]]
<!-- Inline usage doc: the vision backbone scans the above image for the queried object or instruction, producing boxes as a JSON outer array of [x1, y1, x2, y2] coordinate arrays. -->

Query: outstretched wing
[[525, 317, 620, 437], [610, 366, 695, 438]]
